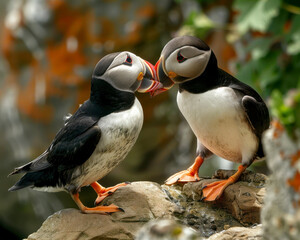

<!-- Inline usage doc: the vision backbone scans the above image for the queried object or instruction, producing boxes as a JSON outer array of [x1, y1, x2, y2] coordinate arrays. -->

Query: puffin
[[154, 36, 270, 201], [8, 51, 162, 213]]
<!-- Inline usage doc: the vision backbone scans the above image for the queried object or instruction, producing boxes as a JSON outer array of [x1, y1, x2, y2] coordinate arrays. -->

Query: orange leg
[[165, 156, 204, 185], [71, 192, 123, 214], [202, 165, 247, 201], [90, 181, 129, 206]]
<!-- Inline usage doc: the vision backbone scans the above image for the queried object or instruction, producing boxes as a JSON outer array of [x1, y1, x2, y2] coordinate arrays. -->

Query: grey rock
[[207, 225, 263, 240], [163, 184, 242, 238], [26, 176, 265, 239], [180, 169, 266, 226], [27, 208, 143, 240], [26, 182, 178, 240]]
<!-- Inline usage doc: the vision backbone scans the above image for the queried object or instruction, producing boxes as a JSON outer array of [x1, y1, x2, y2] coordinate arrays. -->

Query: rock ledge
[[27, 171, 265, 240]]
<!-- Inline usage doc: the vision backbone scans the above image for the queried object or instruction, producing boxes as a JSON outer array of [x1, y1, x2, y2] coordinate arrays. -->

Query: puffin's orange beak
[[151, 58, 174, 96], [137, 59, 163, 94]]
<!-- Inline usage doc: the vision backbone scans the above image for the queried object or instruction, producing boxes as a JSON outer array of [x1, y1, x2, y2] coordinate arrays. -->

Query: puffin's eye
[[177, 52, 186, 63], [124, 55, 133, 66]]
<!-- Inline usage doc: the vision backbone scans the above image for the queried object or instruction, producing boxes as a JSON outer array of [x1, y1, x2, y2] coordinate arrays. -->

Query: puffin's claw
[[118, 207, 125, 212], [200, 196, 206, 201]]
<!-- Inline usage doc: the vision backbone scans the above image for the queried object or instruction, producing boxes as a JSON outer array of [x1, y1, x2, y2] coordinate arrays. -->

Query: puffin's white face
[[92, 51, 162, 93], [163, 46, 211, 83], [101, 51, 145, 92], [153, 36, 214, 95]]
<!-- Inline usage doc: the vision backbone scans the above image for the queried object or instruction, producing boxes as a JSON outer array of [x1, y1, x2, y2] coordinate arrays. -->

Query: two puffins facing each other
[[154, 35, 270, 201], [8, 36, 270, 215], [8, 51, 162, 214]]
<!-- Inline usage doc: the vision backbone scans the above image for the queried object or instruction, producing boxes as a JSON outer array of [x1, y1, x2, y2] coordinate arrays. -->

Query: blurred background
[[0, 0, 299, 239]]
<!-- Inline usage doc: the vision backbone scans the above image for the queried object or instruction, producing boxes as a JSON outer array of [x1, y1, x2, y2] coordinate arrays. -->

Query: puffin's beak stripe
[[147, 81, 162, 92], [137, 58, 163, 94], [143, 60, 157, 81], [154, 58, 161, 81], [138, 81, 163, 93], [150, 87, 169, 97], [153, 57, 174, 93]]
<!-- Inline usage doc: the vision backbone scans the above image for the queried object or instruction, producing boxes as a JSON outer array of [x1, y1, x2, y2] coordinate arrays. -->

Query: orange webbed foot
[[71, 193, 124, 214], [201, 179, 233, 201], [91, 182, 130, 206], [202, 165, 247, 201], [165, 156, 204, 185], [165, 169, 200, 185], [81, 204, 124, 214]]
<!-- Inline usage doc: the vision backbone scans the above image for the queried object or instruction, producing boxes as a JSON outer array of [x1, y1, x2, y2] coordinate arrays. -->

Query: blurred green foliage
[[179, 0, 300, 138]]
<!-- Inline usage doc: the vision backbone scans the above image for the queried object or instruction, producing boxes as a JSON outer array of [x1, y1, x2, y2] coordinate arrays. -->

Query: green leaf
[[247, 37, 274, 60], [234, 0, 281, 34], [270, 89, 300, 136], [235, 61, 256, 87], [268, 9, 288, 34], [286, 15, 300, 55], [193, 12, 215, 29], [182, 11, 215, 38], [281, 57, 300, 92], [256, 51, 280, 89], [236, 51, 280, 96], [287, 34, 300, 55]]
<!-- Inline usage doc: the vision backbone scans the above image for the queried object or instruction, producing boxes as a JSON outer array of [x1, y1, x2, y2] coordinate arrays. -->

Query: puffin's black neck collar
[[90, 79, 135, 112], [179, 52, 219, 94]]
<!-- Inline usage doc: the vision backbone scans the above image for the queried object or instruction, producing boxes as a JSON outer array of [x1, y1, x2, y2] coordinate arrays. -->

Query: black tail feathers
[[8, 169, 57, 192], [8, 162, 33, 177], [8, 175, 34, 191]]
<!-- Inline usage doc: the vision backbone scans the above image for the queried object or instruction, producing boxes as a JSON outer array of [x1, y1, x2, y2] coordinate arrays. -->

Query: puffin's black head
[[91, 51, 162, 95], [154, 36, 216, 94]]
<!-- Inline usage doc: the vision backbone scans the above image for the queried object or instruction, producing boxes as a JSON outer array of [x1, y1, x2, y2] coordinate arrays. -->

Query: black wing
[[9, 100, 102, 176], [229, 82, 270, 138], [47, 118, 101, 170], [218, 69, 270, 137], [8, 111, 101, 191], [241, 95, 270, 137]]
